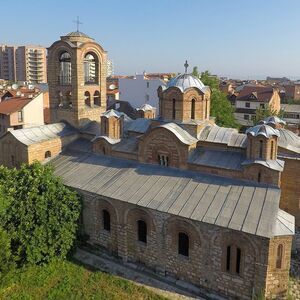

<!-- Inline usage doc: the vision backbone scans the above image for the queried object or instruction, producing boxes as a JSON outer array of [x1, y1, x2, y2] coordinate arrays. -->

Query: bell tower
[[47, 30, 107, 128]]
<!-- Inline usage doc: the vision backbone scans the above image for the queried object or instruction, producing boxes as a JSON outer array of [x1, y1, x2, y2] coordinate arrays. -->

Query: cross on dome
[[184, 60, 189, 73], [73, 16, 83, 32]]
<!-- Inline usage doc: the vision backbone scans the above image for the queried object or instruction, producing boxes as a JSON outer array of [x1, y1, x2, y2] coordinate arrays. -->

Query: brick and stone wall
[[80, 191, 291, 300]]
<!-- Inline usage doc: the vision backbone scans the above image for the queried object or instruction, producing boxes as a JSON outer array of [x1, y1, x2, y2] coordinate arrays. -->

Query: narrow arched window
[[172, 98, 176, 119], [84, 53, 98, 84], [103, 209, 111, 231], [178, 232, 189, 257], [102, 147, 106, 155], [191, 99, 195, 119], [45, 151, 51, 158], [236, 247, 241, 274], [84, 91, 91, 106], [103, 118, 107, 135], [205, 98, 208, 119], [259, 140, 263, 159], [94, 91, 101, 106], [137, 220, 147, 243], [226, 245, 231, 271], [271, 140, 274, 159], [59, 51, 71, 85], [276, 244, 283, 269], [258, 172, 261, 183]]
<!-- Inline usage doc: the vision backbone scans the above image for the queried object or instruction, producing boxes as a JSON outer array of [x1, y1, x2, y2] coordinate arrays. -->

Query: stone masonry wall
[[80, 190, 289, 300]]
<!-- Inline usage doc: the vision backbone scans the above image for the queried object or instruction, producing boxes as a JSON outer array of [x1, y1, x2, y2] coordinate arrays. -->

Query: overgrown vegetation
[[192, 66, 239, 128], [0, 259, 166, 300], [0, 162, 81, 270]]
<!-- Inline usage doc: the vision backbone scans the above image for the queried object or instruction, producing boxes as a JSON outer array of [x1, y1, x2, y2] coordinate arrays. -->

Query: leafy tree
[[192, 67, 239, 128], [0, 227, 13, 273], [0, 162, 81, 266]]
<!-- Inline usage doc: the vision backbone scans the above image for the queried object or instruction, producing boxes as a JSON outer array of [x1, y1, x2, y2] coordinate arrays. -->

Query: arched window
[[271, 140, 274, 159], [276, 244, 283, 269], [172, 98, 176, 119], [225, 245, 242, 275], [45, 151, 51, 159], [137, 220, 147, 243], [103, 209, 111, 231], [178, 232, 189, 257], [205, 98, 208, 119], [258, 172, 261, 183], [84, 91, 91, 106], [59, 52, 71, 85], [102, 147, 106, 155], [94, 91, 101, 106], [259, 140, 263, 159], [103, 118, 107, 134], [191, 99, 195, 119], [84, 53, 98, 84], [158, 154, 169, 166]]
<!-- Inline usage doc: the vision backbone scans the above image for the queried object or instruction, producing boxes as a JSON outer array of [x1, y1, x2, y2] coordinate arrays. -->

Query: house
[[119, 72, 166, 112], [0, 92, 44, 135], [234, 86, 281, 127]]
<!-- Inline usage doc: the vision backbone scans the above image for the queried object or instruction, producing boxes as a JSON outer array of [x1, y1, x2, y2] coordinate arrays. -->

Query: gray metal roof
[[246, 124, 280, 138], [10, 123, 77, 146], [52, 151, 294, 238], [159, 123, 198, 145], [64, 31, 92, 39], [164, 74, 209, 93], [198, 125, 247, 148], [126, 118, 151, 134], [278, 128, 300, 154], [112, 136, 139, 154], [242, 159, 285, 172], [188, 148, 244, 171]]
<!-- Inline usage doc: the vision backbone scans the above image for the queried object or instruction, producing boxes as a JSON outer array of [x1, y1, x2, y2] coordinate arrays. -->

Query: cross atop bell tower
[[73, 16, 82, 32]]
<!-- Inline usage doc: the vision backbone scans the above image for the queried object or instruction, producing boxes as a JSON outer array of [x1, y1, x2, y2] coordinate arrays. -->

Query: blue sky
[[2, 0, 300, 79]]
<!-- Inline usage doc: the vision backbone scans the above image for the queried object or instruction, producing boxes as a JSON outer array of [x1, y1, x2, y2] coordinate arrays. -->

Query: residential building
[[106, 58, 114, 77], [0, 45, 47, 83], [0, 45, 17, 81], [0, 31, 299, 300], [0, 92, 44, 135], [281, 104, 300, 133], [234, 86, 281, 126], [119, 72, 166, 111], [280, 82, 300, 102]]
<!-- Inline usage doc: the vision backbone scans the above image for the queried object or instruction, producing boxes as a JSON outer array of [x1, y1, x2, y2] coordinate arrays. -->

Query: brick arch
[[93, 198, 118, 254], [79, 43, 105, 64], [124, 207, 158, 267], [138, 127, 189, 168]]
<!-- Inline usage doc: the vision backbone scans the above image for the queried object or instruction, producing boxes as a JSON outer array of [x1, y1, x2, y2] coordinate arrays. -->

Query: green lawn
[[0, 260, 166, 300]]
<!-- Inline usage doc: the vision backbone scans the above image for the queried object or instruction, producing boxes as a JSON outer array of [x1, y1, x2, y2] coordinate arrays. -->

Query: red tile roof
[[0, 97, 32, 115], [236, 86, 276, 102]]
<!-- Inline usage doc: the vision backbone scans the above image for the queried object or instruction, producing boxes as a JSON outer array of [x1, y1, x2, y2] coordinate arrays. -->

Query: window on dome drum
[[225, 245, 242, 275], [59, 51, 71, 85], [45, 151, 51, 159], [158, 154, 169, 166], [178, 232, 189, 257], [258, 172, 261, 183], [137, 220, 147, 243], [84, 53, 98, 84], [276, 244, 283, 269], [103, 209, 111, 231], [84, 91, 91, 106], [191, 99, 195, 119], [94, 91, 101, 106], [172, 98, 176, 119], [259, 140, 263, 158]]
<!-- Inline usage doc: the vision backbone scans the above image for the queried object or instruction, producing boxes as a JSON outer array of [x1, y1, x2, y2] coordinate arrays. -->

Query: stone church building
[[0, 31, 299, 299]]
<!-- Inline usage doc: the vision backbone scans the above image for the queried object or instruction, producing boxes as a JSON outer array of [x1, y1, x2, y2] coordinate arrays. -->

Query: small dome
[[166, 74, 207, 92], [246, 124, 280, 138], [261, 116, 286, 126], [136, 103, 155, 111]]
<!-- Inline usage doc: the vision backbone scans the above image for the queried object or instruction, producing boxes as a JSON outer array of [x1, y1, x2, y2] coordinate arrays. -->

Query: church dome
[[166, 74, 207, 92], [65, 31, 91, 38]]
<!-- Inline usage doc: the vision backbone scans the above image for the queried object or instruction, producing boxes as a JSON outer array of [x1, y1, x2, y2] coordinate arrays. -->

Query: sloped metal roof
[[242, 159, 285, 172], [10, 123, 77, 146], [246, 124, 280, 138], [52, 151, 293, 238], [278, 128, 300, 154], [125, 118, 151, 134]]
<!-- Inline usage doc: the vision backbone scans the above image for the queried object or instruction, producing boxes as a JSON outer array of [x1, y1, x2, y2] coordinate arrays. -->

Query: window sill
[[178, 254, 189, 261]]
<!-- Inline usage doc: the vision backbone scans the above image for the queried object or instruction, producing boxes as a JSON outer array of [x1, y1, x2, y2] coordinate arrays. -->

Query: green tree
[[0, 162, 81, 266], [0, 227, 13, 273], [193, 68, 239, 128]]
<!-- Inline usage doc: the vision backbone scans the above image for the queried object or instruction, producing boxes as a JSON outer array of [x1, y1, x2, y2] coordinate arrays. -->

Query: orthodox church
[[0, 31, 299, 299]]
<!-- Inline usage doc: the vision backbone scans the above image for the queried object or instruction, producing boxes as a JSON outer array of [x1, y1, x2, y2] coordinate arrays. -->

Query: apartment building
[[0, 45, 47, 83], [0, 46, 17, 81]]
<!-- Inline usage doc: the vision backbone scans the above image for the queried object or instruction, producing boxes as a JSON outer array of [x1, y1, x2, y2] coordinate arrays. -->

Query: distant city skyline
[[2, 0, 300, 79]]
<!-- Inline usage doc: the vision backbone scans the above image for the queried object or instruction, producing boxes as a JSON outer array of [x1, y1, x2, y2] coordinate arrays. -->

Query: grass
[[0, 260, 167, 300]]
